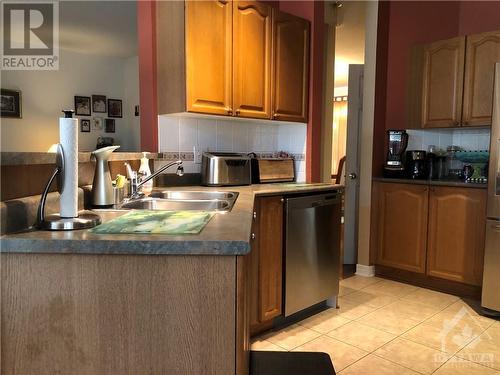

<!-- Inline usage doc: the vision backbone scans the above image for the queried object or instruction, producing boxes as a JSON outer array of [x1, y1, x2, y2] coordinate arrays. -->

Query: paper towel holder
[[36, 144, 101, 230]]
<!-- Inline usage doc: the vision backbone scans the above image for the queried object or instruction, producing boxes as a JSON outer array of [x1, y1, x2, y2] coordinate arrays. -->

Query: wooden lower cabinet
[[374, 182, 429, 273], [427, 186, 487, 286], [249, 195, 283, 335], [373, 182, 487, 289]]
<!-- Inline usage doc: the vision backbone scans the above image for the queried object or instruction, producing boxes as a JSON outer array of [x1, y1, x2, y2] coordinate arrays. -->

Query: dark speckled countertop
[[0, 183, 342, 256], [372, 177, 488, 189]]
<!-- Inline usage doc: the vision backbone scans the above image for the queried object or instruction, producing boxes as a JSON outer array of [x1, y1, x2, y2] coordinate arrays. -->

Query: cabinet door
[[185, 0, 232, 116], [257, 196, 283, 322], [375, 183, 428, 273], [462, 30, 500, 127], [427, 187, 487, 286], [272, 11, 310, 123], [422, 37, 465, 128], [233, 1, 272, 119]]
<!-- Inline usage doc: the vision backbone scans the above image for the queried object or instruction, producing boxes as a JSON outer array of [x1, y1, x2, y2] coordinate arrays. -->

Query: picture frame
[[105, 118, 115, 133], [92, 116, 103, 130], [1, 89, 22, 118], [74, 95, 91, 116], [107, 99, 122, 118], [80, 119, 91, 132], [92, 95, 107, 113]]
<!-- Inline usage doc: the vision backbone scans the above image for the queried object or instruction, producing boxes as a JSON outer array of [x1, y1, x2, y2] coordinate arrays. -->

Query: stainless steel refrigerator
[[482, 62, 500, 313]]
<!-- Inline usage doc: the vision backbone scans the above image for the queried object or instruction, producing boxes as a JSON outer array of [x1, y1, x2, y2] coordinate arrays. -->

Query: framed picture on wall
[[105, 118, 115, 133], [80, 119, 91, 132], [92, 116, 103, 130], [74, 96, 91, 116], [1, 89, 22, 118], [107, 99, 122, 118], [92, 95, 107, 113]]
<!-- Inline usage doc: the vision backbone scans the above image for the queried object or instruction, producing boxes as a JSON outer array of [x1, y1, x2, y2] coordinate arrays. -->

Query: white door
[[343, 64, 364, 264]]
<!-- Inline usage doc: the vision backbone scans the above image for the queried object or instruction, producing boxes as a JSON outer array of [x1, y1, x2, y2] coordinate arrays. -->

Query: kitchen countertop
[[0, 183, 342, 256], [372, 177, 488, 189]]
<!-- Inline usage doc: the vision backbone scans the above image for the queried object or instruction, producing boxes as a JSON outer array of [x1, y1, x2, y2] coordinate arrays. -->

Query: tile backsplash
[[157, 114, 307, 182], [406, 128, 491, 152]]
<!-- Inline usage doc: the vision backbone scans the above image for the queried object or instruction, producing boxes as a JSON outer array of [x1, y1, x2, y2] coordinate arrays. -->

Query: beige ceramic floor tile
[[434, 356, 500, 375], [328, 321, 397, 352], [340, 289, 399, 309], [425, 306, 494, 334], [356, 308, 421, 335], [401, 288, 459, 310], [402, 321, 480, 354], [250, 339, 287, 351], [336, 299, 379, 320], [378, 299, 443, 322], [299, 308, 351, 334], [374, 338, 451, 375], [339, 284, 357, 297], [340, 354, 420, 375], [457, 324, 500, 370], [440, 300, 497, 327], [261, 324, 322, 350], [362, 280, 419, 298], [339, 275, 383, 290], [293, 335, 368, 372]]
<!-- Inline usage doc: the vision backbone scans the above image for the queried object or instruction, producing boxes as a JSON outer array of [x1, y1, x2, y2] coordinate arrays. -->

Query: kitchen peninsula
[[1, 183, 341, 375]]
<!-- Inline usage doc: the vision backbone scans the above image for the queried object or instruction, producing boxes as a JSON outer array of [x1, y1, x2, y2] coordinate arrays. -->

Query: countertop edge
[[0, 183, 343, 256], [372, 177, 487, 189]]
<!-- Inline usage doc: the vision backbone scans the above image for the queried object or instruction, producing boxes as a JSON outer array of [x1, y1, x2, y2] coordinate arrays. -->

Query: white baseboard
[[355, 264, 375, 277]]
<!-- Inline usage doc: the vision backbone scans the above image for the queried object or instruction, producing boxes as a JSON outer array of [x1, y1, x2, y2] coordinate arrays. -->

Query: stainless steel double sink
[[118, 190, 239, 212]]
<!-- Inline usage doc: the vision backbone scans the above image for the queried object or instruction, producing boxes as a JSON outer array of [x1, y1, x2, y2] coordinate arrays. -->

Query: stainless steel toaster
[[201, 152, 252, 186]]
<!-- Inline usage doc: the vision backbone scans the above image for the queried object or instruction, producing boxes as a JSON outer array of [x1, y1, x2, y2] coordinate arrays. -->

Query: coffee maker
[[384, 130, 409, 177]]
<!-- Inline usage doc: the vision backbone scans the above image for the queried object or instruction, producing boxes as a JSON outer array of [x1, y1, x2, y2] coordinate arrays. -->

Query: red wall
[[372, 1, 500, 177], [137, 1, 158, 152]]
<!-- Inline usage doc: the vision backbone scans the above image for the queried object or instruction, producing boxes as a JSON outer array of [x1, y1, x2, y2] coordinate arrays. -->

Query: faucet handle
[[124, 162, 136, 180]]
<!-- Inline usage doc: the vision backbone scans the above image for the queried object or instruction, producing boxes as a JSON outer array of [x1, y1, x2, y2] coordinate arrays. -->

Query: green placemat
[[90, 210, 215, 235]]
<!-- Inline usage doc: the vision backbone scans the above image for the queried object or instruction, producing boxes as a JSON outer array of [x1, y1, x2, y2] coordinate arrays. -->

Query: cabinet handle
[[235, 109, 240, 116], [226, 107, 233, 115], [272, 112, 279, 119], [253, 211, 257, 220], [251, 233, 256, 240], [280, 198, 284, 203]]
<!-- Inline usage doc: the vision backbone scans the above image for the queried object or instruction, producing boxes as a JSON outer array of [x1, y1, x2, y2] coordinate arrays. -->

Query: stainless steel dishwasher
[[284, 191, 342, 317]]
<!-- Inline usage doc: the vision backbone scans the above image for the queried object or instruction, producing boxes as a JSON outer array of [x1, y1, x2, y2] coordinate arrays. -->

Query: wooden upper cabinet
[[422, 37, 465, 128], [233, 1, 272, 119], [374, 182, 428, 274], [462, 30, 500, 127], [272, 11, 310, 123], [185, 0, 232, 116], [427, 187, 487, 286]]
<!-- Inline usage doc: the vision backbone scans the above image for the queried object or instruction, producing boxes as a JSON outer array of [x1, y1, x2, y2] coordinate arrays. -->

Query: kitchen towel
[[90, 210, 215, 234], [59, 116, 79, 218]]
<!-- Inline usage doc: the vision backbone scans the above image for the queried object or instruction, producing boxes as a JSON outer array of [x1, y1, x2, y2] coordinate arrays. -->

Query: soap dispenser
[[138, 152, 153, 195], [91, 145, 120, 207]]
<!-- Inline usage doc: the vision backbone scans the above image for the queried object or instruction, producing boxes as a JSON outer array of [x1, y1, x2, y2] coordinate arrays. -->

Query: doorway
[[332, 1, 366, 275]]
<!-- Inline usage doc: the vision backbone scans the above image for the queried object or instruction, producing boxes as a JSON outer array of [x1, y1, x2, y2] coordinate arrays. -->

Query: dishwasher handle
[[286, 192, 342, 210], [311, 195, 341, 207]]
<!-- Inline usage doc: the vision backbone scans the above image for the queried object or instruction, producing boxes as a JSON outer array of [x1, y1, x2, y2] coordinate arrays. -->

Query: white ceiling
[[60, 1, 138, 57], [334, 1, 366, 90]]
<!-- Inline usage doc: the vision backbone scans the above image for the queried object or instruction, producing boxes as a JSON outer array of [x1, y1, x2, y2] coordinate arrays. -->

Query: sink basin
[[119, 198, 231, 212], [150, 190, 238, 201]]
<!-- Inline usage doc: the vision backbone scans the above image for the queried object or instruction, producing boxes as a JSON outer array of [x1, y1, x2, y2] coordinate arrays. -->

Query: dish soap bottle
[[138, 152, 153, 195]]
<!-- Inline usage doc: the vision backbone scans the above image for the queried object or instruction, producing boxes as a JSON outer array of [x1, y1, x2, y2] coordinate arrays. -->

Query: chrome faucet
[[124, 160, 184, 199]]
